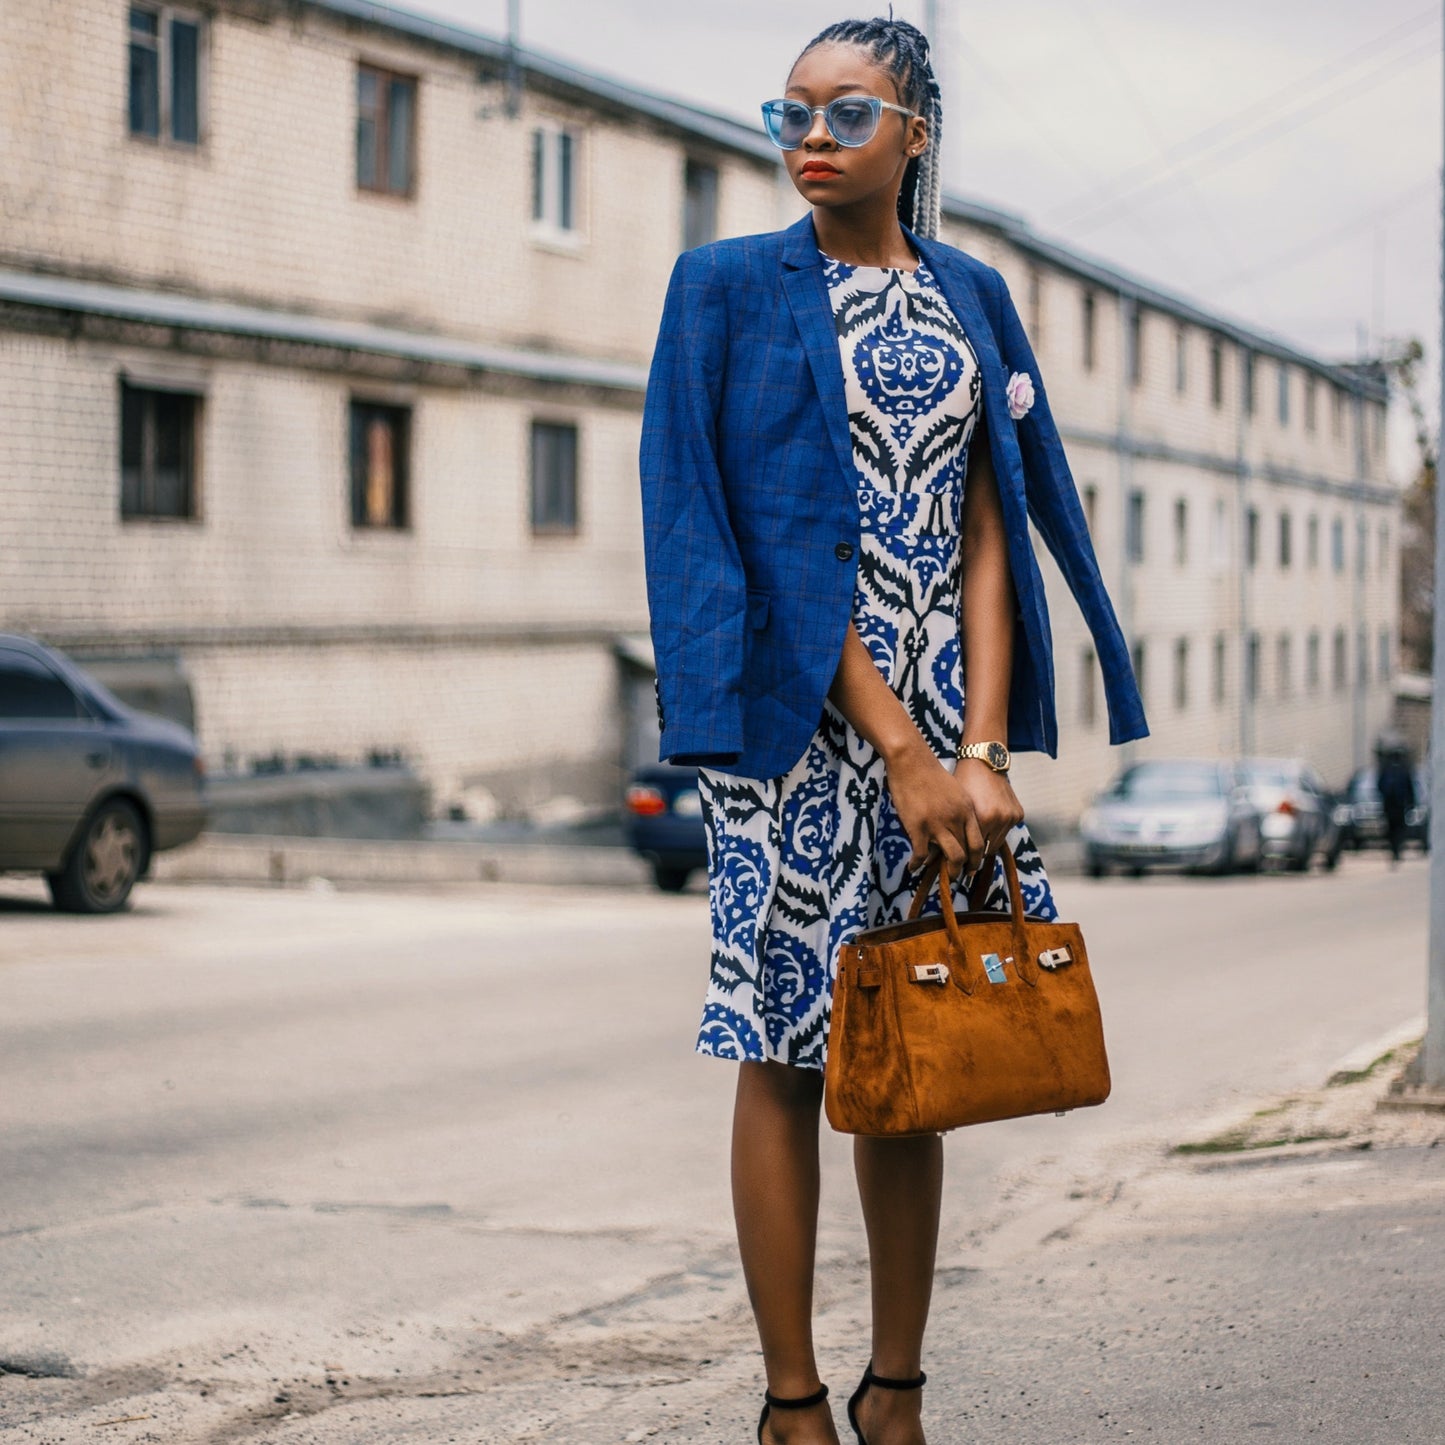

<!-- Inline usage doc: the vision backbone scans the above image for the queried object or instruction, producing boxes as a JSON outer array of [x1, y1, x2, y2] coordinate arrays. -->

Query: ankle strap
[[764, 1383, 830, 1410], [865, 1365, 927, 1390]]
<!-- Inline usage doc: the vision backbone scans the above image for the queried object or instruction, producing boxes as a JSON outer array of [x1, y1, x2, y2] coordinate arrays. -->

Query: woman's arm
[[825, 424, 1023, 876]]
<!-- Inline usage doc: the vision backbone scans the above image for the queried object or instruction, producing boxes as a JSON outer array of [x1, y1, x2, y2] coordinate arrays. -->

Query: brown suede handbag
[[823, 845, 1110, 1136]]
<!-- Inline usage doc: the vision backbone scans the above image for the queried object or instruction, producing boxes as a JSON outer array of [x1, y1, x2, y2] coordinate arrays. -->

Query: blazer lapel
[[904, 225, 1028, 501], [780, 213, 858, 486]]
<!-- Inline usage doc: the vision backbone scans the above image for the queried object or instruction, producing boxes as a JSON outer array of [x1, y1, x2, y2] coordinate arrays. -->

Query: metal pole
[[1421, 3, 1445, 1090], [505, 0, 522, 118], [1352, 325, 1368, 774]]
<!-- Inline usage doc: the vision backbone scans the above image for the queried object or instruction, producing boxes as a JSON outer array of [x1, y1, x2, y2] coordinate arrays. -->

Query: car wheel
[[1288, 838, 1311, 872], [653, 863, 692, 893], [1086, 860, 1107, 879], [48, 799, 146, 914], [1322, 842, 1341, 872]]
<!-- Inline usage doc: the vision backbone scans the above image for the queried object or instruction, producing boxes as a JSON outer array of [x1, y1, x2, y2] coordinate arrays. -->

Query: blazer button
[[834, 542, 855, 561]]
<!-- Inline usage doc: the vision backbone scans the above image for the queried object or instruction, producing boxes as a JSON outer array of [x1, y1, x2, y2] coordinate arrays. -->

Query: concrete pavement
[[0, 854, 1439, 1442]]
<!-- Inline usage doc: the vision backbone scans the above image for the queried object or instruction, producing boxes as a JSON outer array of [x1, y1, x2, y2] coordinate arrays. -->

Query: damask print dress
[[694, 251, 1058, 1072]]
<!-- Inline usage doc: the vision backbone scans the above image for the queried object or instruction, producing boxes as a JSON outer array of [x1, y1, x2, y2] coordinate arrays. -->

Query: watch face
[[986, 742, 1009, 771]]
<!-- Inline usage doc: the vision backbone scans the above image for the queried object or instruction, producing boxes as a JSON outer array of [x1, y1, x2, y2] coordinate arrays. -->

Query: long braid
[[794, 16, 944, 239]]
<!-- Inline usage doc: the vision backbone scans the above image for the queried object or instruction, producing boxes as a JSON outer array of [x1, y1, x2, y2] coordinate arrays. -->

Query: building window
[[1331, 516, 1344, 572], [348, 399, 410, 529], [1356, 519, 1367, 577], [1173, 638, 1189, 711], [128, 6, 202, 145], [1378, 522, 1390, 572], [1212, 634, 1227, 707], [1242, 350, 1255, 416], [1276, 633, 1292, 698], [1332, 628, 1347, 691], [1079, 647, 1097, 727], [1028, 266, 1043, 344], [1125, 490, 1145, 564], [1174, 323, 1187, 394], [1374, 403, 1386, 456], [531, 420, 579, 533], [1278, 510, 1292, 569], [1246, 632, 1260, 702], [1245, 507, 1259, 569], [1379, 627, 1391, 683], [120, 381, 200, 520], [1331, 386, 1345, 438], [1173, 498, 1188, 566], [1081, 483, 1098, 534], [1211, 499, 1230, 571], [1131, 640, 1147, 707], [356, 64, 416, 196], [683, 158, 719, 250], [1306, 630, 1321, 691], [1277, 362, 1290, 426], [1357, 628, 1369, 685], [1306, 513, 1319, 568], [1304, 375, 1317, 433], [532, 124, 579, 236], [1081, 290, 1096, 372], [1127, 305, 1143, 388], [1209, 336, 1224, 409]]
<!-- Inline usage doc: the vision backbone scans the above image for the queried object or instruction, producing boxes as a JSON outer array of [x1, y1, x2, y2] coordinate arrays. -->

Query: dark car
[[1079, 758, 1262, 877], [1336, 766, 1430, 854], [0, 635, 206, 912], [1236, 757, 1342, 872], [624, 763, 706, 891]]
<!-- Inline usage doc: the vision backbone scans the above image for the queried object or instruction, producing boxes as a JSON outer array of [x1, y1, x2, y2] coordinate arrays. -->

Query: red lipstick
[[800, 160, 841, 179]]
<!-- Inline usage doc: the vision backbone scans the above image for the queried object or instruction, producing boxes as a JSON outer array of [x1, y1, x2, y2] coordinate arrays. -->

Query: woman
[[640, 18, 1146, 1445]]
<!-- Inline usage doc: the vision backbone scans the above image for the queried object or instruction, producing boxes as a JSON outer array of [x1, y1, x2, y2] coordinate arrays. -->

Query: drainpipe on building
[[1352, 325, 1369, 774], [504, 0, 523, 119], [1421, 21, 1445, 1093], [1235, 345, 1252, 758], [1117, 288, 1136, 731]]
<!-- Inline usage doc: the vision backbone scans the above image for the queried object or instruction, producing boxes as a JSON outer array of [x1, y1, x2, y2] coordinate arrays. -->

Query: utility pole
[[1421, 3, 1445, 1092]]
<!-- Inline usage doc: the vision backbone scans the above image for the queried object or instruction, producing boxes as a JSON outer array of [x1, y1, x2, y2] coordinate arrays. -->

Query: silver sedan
[[0, 635, 206, 912]]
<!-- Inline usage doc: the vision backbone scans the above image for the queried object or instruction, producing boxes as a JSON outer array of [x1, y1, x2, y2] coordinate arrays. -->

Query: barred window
[[120, 381, 200, 520]]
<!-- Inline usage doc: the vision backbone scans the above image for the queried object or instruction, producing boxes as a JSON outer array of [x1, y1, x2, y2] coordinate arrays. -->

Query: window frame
[[1125, 489, 1145, 565], [529, 418, 581, 536], [119, 379, 203, 522], [356, 61, 418, 199], [127, 3, 206, 149], [682, 156, 720, 251], [531, 121, 585, 246], [348, 396, 412, 531]]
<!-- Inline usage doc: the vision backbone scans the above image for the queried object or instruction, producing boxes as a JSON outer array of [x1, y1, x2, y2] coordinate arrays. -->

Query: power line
[[1048, 8, 1440, 231]]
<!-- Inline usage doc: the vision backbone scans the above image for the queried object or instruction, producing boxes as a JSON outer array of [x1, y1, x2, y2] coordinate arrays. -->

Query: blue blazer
[[640, 211, 1148, 780]]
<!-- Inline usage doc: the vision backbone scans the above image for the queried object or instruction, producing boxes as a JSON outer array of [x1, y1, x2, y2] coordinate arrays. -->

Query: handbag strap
[[906, 845, 1036, 985]]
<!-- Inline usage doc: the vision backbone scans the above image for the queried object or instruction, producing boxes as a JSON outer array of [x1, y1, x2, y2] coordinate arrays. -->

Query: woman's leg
[[851, 1133, 944, 1443], [732, 1059, 838, 1442]]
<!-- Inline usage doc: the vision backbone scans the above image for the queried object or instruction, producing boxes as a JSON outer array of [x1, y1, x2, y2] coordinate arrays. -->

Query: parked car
[[623, 763, 707, 891], [1236, 757, 1342, 872], [0, 635, 206, 912], [1336, 766, 1430, 853], [1080, 759, 1262, 877]]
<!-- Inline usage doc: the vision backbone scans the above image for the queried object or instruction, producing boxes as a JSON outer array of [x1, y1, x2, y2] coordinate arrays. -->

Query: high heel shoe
[[845, 1362, 927, 1445], [757, 1382, 830, 1443]]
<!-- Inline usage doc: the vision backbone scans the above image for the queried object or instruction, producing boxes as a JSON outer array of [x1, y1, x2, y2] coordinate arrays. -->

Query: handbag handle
[[906, 844, 1036, 987]]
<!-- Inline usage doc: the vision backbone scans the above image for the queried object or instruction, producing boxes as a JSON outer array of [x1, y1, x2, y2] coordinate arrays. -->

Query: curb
[[152, 833, 654, 889]]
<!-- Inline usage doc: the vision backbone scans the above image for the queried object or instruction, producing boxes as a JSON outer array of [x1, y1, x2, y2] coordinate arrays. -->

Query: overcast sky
[[405, 0, 1440, 481]]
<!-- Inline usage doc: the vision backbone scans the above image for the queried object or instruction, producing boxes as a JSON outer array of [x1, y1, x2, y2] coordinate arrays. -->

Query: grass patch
[[1172, 1128, 1351, 1157], [1327, 1046, 1408, 1088]]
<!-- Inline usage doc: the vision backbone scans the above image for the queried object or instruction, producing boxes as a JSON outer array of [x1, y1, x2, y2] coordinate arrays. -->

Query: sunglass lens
[[827, 98, 879, 146]]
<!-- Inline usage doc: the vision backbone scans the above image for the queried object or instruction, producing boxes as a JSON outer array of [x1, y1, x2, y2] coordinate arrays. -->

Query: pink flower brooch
[[1006, 370, 1035, 421]]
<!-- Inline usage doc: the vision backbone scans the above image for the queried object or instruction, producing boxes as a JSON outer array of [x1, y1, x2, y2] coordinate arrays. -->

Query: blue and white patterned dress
[[695, 251, 1058, 1071]]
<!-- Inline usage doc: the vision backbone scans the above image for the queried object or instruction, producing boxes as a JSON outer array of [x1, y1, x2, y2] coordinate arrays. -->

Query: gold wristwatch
[[958, 741, 1011, 774]]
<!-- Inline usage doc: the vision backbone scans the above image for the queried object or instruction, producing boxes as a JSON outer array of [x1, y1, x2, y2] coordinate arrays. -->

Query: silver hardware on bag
[[909, 962, 950, 984], [1038, 946, 1073, 970]]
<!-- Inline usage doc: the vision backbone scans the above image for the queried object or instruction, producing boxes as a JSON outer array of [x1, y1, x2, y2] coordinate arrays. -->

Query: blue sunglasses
[[761, 95, 917, 150]]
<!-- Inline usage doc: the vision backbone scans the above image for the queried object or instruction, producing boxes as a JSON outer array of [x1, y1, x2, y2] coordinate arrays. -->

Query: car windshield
[[1111, 763, 1223, 801]]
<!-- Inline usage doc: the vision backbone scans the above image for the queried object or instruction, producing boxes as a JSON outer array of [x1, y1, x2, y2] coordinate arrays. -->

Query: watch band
[[958, 741, 1011, 773]]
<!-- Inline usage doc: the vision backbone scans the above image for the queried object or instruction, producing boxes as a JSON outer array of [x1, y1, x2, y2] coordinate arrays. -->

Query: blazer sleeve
[[989, 267, 1149, 746], [639, 247, 747, 767]]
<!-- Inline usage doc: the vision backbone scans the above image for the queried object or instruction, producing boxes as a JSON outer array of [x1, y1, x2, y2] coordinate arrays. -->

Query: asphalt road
[[0, 853, 1435, 1443]]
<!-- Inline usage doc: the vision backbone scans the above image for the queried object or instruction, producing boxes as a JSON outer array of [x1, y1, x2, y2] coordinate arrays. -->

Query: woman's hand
[[884, 738, 1025, 876]]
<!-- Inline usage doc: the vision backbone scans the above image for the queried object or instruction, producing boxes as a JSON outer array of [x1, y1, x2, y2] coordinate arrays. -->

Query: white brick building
[[1, 0, 1395, 826]]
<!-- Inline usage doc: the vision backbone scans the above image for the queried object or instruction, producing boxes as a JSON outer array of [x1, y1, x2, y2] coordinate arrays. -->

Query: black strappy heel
[[757, 1382, 830, 1443], [846, 1362, 927, 1445]]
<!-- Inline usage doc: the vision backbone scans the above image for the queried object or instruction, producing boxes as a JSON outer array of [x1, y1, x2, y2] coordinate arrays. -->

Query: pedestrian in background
[[1377, 747, 1417, 867], [640, 17, 1145, 1444]]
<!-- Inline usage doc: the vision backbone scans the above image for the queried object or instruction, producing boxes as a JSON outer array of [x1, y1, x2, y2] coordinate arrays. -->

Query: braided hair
[[793, 16, 944, 239]]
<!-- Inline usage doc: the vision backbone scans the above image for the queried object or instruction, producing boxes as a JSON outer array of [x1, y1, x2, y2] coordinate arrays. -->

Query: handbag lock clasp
[[909, 962, 950, 985]]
